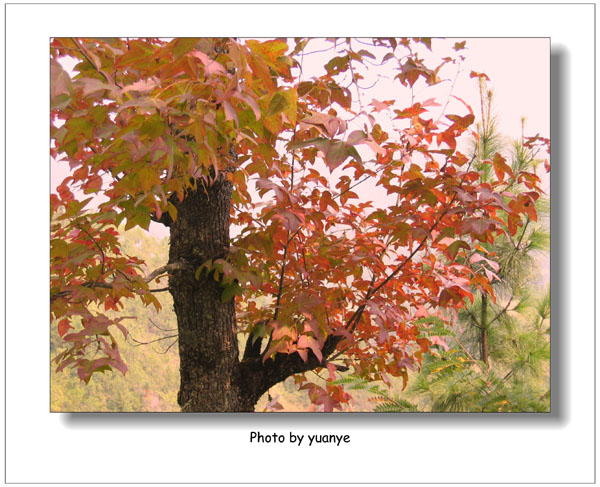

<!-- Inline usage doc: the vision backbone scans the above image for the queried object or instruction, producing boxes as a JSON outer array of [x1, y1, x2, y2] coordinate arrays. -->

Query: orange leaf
[[58, 319, 73, 338]]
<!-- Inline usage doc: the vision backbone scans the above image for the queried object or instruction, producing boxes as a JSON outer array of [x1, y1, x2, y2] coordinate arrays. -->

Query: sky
[[297, 37, 549, 142]]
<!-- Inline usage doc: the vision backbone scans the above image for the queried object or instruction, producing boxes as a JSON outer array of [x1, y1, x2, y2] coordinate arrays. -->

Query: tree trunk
[[168, 177, 254, 412], [480, 293, 489, 365], [166, 176, 341, 412]]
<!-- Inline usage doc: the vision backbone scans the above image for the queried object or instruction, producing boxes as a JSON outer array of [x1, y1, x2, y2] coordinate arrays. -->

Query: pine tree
[[371, 80, 550, 412]]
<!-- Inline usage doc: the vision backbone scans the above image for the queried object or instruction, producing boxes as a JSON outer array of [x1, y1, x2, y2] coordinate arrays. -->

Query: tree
[[359, 82, 550, 412], [50, 38, 544, 411], [51, 228, 181, 412]]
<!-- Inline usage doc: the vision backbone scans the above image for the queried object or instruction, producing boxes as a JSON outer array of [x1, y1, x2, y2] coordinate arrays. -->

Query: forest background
[[7, 2, 593, 480]]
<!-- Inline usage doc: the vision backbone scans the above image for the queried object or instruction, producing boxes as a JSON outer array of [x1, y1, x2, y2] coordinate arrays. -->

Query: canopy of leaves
[[50, 37, 546, 411], [352, 87, 550, 412]]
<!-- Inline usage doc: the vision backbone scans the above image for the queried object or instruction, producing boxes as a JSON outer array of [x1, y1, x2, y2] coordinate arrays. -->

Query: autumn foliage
[[50, 38, 546, 411]]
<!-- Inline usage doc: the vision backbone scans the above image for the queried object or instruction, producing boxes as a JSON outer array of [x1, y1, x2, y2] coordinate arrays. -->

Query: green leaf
[[287, 137, 328, 151], [137, 167, 159, 193], [325, 55, 350, 75], [287, 138, 361, 170], [139, 116, 165, 138], [297, 81, 314, 97], [195, 259, 212, 280], [126, 207, 151, 231], [280, 89, 297, 125], [246, 39, 288, 63], [323, 141, 361, 170], [221, 282, 242, 303], [167, 202, 178, 222], [65, 117, 94, 140], [446, 240, 471, 261], [63, 139, 78, 157], [238, 108, 257, 128], [172, 38, 199, 59], [266, 92, 289, 118], [51, 239, 69, 259], [93, 365, 113, 374], [51, 93, 71, 111], [357, 49, 376, 60], [251, 322, 267, 344]]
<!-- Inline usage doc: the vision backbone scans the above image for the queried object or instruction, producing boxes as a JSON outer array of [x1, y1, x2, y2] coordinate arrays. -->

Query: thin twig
[[128, 334, 178, 347], [232, 204, 267, 229], [346, 272, 377, 333], [51, 262, 187, 302], [302, 45, 336, 56], [157, 337, 179, 354], [149, 318, 177, 332], [356, 79, 381, 90], [347, 42, 364, 113], [487, 294, 514, 327], [514, 218, 530, 251], [310, 369, 327, 382], [435, 60, 463, 125], [77, 225, 106, 277], [149, 286, 170, 293], [369, 155, 476, 299]]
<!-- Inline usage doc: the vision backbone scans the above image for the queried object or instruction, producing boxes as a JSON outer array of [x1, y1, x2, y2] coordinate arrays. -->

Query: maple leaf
[[370, 99, 394, 112]]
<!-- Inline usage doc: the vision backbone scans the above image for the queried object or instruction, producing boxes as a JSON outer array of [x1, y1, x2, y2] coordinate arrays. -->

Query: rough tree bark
[[165, 176, 341, 412], [168, 177, 252, 412]]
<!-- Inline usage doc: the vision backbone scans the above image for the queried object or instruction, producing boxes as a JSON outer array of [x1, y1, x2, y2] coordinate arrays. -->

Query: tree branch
[[261, 126, 301, 358], [144, 262, 187, 283], [128, 334, 178, 347], [453, 334, 487, 374], [149, 286, 170, 293], [464, 306, 482, 329], [239, 157, 478, 398], [317, 156, 479, 364], [77, 225, 105, 277], [514, 218, 530, 251], [50, 261, 188, 303], [149, 318, 177, 332], [487, 294, 514, 327]]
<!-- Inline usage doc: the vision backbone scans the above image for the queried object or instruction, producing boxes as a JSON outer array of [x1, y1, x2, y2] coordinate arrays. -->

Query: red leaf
[[449, 94, 474, 116], [492, 152, 513, 182], [57, 319, 72, 338], [327, 363, 337, 380], [445, 240, 470, 261], [457, 218, 496, 237]]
